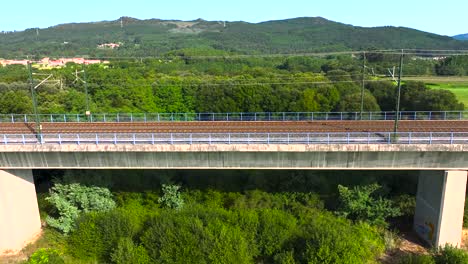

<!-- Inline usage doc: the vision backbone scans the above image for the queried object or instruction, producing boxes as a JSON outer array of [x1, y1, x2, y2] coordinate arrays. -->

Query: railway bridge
[[1, 112, 468, 254]]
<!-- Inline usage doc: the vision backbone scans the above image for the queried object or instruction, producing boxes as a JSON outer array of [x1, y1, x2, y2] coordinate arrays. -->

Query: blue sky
[[1, 0, 466, 36]]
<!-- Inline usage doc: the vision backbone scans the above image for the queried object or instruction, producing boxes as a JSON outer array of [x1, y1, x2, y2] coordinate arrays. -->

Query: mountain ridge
[[1, 16, 467, 58]]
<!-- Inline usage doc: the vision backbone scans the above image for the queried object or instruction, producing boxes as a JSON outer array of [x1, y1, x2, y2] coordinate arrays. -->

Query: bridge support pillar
[[414, 170, 467, 248], [0, 170, 41, 254]]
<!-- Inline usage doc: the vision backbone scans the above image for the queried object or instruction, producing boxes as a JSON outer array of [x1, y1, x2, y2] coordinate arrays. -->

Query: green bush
[[296, 211, 385, 264], [68, 209, 141, 262], [45, 183, 116, 233], [335, 183, 401, 227], [399, 253, 435, 264], [434, 245, 468, 264], [257, 209, 297, 257], [158, 184, 184, 209], [110, 237, 151, 264], [27, 248, 64, 264], [141, 209, 254, 263]]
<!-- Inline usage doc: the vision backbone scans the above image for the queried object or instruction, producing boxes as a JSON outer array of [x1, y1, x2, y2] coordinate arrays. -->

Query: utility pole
[[360, 51, 366, 120], [393, 49, 404, 136], [83, 64, 91, 119], [28, 63, 42, 141]]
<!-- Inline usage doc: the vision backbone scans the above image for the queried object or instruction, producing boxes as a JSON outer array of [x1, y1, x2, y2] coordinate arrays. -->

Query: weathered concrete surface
[[0, 170, 41, 254], [0, 144, 467, 169], [414, 170, 467, 247]]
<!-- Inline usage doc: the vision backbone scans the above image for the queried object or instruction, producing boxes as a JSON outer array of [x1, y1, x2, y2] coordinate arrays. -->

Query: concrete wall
[[414, 170, 467, 247], [0, 170, 41, 254], [0, 144, 467, 169]]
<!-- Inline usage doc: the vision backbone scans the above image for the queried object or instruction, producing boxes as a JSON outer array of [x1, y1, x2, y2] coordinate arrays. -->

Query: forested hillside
[[0, 55, 465, 115], [454, 33, 468, 40], [1, 16, 467, 58]]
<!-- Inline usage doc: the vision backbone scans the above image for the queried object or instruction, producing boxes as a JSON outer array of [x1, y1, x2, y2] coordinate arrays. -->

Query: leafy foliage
[[27, 248, 64, 264], [45, 183, 116, 233], [434, 245, 468, 264], [335, 183, 402, 227], [158, 184, 184, 209], [110, 237, 151, 264]]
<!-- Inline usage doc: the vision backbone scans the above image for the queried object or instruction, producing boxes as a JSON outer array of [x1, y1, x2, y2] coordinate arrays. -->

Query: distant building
[[97, 43, 121, 49], [0, 57, 106, 68]]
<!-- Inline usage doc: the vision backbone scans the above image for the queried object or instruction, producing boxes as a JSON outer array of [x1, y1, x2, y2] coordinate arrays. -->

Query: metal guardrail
[[1, 132, 467, 145], [1, 111, 468, 123]]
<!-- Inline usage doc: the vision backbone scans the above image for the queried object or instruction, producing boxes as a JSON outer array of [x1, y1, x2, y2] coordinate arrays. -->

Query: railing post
[[384, 112, 387, 120], [340, 112, 343, 120], [114, 133, 117, 145], [388, 132, 391, 144], [414, 111, 417, 120], [132, 133, 136, 145], [255, 112, 257, 121], [144, 113, 147, 123], [209, 133, 212, 145], [151, 133, 155, 145], [240, 112, 243, 121], [50, 115, 53, 122], [24, 114, 27, 123], [3, 134, 7, 145], [282, 112, 285, 121], [450, 132, 454, 144], [117, 113, 120, 122], [171, 113, 174, 122], [429, 132, 433, 144], [22, 134, 25, 145], [226, 113, 229, 121], [307, 133, 310, 145], [64, 114, 66, 122], [58, 134, 62, 145], [157, 113, 160, 122], [347, 132, 350, 144], [170, 133, 173, 145], [327, 133, 330, 144], [311, 112, 314, 121], [460, 111, 462, 121], [429, 111, 432, 120], [77, 114, 80, 122], [247, 133, 250, 145], [367, 132, 370, 144], [228, 133, 231, 145], [326, 112, 328, 120], [287, 133, 290, 145], [103, 114, 106, 122], [130, 113, 133, 122], [267, 133, 270, 144], [444, 111, 447, 120], [408, 132, 412, 144], [77, 134, 80, 145], [95, 134, 99, 145], [11, 114, 14, 123], [190, 133, 193, 145], [212, 113, 214, 121], [40, 134, 44, 144]]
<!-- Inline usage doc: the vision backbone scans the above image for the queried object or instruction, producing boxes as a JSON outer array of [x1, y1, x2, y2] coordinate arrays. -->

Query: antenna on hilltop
[[36, 28, 39, 36]]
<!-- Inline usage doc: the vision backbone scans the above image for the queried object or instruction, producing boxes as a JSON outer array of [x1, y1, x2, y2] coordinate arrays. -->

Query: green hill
[[454, 33, 468, 40], [1, 16, 467, 58]]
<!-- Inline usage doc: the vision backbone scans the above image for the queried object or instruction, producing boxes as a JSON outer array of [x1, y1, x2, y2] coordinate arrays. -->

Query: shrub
[[335, 183, 401, 227], [434, 245, 468, 264], [110, 237, 151, 264], [68, 209, 140, 262], [27, 248, 64, 264], [158, 184, 184, 209], [398, 253, 435, 264], [296, 211, 385, 264], [45, 183, 116, 233], [141, 209, 254, 263], [257, 209, 297, 256]]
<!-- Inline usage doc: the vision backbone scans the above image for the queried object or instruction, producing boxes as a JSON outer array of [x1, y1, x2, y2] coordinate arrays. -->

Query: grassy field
[[404, 76, 468, 109]]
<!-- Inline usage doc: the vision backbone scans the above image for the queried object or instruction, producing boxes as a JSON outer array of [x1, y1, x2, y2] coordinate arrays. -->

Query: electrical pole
[[393, 49, 404, 137], [83, 64, 91, 119], [28, 63, 42, 141], [360, 51, 366, 120]]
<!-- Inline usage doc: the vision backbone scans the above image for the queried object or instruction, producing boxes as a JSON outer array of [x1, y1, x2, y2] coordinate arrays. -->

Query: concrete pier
[[414, 170, 467, 247], [0, 170, 41, 254]]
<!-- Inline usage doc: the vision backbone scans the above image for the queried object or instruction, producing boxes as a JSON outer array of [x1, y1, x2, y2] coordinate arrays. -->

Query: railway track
[[0, 120, 467, 134]]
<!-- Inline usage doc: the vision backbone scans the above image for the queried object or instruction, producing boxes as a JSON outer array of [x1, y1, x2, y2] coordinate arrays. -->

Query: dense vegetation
[[1, 17, 468, 58], [21, 169, 468, 264], [0, 54, 466, 115]]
